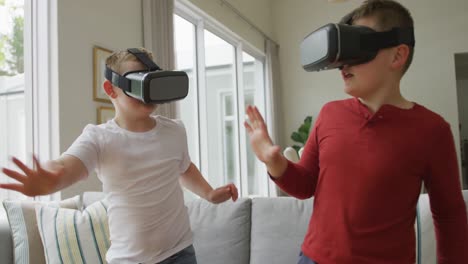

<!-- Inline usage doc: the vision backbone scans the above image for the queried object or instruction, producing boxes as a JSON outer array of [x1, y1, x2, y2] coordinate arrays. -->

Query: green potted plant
[[290, 116, 313, 154]]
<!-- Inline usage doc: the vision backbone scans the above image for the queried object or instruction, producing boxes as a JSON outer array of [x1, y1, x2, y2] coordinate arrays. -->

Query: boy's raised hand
[[244, 105, 281, 165], [0, 156, 65, 196], [208, 183, 238, 204]]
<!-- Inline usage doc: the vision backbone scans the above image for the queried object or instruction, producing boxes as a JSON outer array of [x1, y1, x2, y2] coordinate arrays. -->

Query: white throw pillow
[[35, 199, 110, 264], [2, 196, 81, 264]]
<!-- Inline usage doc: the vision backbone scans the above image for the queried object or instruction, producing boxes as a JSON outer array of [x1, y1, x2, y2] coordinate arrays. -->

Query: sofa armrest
[[0, 218, 13, 264]]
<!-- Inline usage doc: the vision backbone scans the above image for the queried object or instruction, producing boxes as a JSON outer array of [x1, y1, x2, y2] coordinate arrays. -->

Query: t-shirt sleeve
[[63, 124, 100, 176], [175, 119, 192, 174]]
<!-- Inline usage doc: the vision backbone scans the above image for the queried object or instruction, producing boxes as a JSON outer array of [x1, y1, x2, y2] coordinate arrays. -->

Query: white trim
[[173, 14, 201, 169], [231, 46, 241, 189], [30, 0, 59, 201], [195, 20, 209, 177], [236, 45, 249, 197], [24, 0, 33, 157]]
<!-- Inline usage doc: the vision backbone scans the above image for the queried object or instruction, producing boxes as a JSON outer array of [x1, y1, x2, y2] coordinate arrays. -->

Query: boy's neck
[[358, 86, 413, 113], [114, 115, 156, 133]]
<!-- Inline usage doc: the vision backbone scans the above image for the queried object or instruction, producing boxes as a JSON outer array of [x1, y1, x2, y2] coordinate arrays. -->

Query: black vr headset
[[105, 48, 189, 104], [300, 18, 415, 72]]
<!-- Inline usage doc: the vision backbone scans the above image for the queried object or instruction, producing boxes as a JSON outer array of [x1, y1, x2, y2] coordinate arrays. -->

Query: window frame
[[25, 0, 59, 201], [174, 0, 270, 197]]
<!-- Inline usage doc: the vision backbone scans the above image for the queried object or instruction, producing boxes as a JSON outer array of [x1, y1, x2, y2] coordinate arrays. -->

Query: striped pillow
[[35, 199, 110, 264], [2, 196, 81, 264]]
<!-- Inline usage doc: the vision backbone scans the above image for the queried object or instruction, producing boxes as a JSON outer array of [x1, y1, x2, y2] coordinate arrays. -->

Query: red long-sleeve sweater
[[274, 98, 468, 264]]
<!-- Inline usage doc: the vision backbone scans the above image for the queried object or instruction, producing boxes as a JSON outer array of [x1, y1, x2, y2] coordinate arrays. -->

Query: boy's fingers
[[12, 157, 33, 176], [244, 121, 253, 134], [33, 155, 43, 171], [2, 168, 27, 183], [253, 106, 265, 125], [230, 184, 239, 201], [246, 105, 257, 123], [0, 183, 25, 194]]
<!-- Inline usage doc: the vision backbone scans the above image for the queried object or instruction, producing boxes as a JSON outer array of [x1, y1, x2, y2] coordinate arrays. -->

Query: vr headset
[[300, 22, 415, 72], [105, 48, 189, 104]]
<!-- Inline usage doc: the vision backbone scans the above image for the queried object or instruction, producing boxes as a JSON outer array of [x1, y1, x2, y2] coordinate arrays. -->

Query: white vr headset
[[300, 22, 415, 72], [105, 48, 189, 104]]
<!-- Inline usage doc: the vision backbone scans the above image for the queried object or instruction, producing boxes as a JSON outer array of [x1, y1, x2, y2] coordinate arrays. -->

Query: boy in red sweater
[[245, 0, 468, 263]]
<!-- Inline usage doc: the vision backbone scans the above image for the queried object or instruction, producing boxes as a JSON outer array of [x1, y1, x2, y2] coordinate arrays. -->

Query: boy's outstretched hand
[[244, 105, 282, 165], [208, 183, 238, 204], [0, 156, 64, 196], [244, 105, 288, 178]]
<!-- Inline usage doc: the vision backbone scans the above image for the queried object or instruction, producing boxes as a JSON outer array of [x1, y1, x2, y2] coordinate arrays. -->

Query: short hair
[[341, 0, 414, 74], [105, 47, 154, 75]]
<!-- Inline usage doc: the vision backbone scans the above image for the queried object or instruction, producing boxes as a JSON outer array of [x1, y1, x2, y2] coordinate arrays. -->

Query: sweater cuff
[[269, 160, 293, 185]]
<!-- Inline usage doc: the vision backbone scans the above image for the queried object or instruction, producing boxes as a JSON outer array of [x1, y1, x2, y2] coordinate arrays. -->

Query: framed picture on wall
[[93, 45, 113, 103], [97, 106, 115, 124]]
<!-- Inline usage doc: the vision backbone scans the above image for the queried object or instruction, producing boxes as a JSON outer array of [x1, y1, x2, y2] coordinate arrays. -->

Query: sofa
[[1, 190, 467, 264]]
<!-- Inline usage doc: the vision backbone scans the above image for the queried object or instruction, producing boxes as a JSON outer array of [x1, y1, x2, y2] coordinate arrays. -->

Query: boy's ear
[[391, 44, 410, 71], [103, 80, 117, 99]]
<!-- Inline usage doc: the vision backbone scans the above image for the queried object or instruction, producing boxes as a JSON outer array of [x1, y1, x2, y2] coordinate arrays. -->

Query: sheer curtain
[[265, 39, 286, 196], [142, 0, 178, 118]]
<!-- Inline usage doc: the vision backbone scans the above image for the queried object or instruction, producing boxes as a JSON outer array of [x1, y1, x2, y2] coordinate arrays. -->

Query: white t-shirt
[[64, 115, 193, 264]]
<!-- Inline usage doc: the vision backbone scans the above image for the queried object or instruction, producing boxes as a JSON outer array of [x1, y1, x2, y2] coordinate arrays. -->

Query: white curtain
[[265, 39, 286, 197], [265, 39, 283, 149], [142, 0, 178, 118]]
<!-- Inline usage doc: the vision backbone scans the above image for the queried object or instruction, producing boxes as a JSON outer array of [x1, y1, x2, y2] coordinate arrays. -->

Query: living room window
[[0, 0, 57, 212], [0, 0, 29, 205], [174, 2, 270, 197]]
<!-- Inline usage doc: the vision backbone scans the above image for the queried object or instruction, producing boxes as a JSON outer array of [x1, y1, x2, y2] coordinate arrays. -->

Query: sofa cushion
[[250, 197, 313, 264], [2, 196, 80, 264], [35, 199, 110, 264], [187, 198, 251, 264], [0, 218, 13, 264]]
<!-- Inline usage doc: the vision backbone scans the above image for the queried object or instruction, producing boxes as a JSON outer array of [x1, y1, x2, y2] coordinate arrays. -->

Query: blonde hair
[[105, 47, 154, 75]]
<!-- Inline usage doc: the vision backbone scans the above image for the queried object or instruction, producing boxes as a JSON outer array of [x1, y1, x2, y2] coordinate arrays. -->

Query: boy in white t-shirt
[[0, 48, 238, 264]]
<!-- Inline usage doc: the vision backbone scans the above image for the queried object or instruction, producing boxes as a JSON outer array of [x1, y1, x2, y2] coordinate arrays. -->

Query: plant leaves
[[291, 132, 302, 143], [290, 115, 313, 145], [299, 131, 308, 143]]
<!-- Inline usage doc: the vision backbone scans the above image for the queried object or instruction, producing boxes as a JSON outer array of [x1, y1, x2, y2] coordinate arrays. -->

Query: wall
[[271, 0, 468, 172], [57, 0, 143, 198]]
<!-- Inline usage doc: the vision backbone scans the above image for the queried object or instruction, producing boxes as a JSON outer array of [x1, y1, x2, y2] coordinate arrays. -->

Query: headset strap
[[104, 67, 131, 92], [127, 48, 161, 71], [360, 27, 415, 51]]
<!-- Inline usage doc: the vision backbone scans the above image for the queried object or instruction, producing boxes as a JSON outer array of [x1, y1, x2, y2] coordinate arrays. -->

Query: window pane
[[174, 14, 199, 201], [224, 119, 235, 184], [0, 0, 27, 203], [174, 14, 199, 167], [242, 52, 264, 196], [224, 93, 233, 116], [204, 30, 238, 187]]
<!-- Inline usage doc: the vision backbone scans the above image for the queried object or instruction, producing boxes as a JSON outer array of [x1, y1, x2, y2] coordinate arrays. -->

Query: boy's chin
[[344, 85, 359, 97]]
